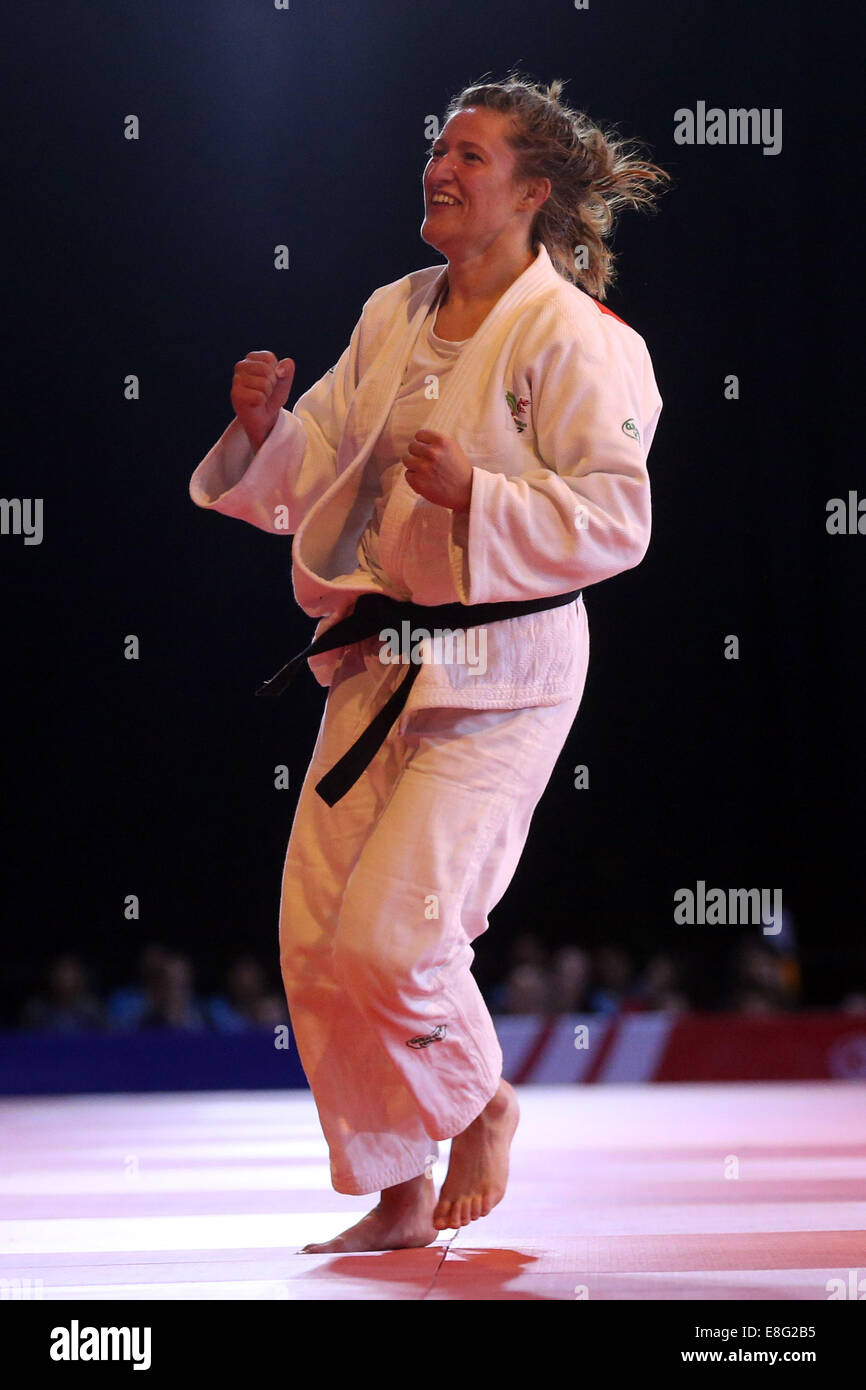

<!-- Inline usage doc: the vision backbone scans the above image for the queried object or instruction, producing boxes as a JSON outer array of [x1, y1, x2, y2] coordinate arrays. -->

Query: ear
[[520, 176, 551, 213]]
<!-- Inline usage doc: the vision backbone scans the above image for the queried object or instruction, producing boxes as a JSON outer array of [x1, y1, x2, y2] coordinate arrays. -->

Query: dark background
[[2, 0, 862, 1022]]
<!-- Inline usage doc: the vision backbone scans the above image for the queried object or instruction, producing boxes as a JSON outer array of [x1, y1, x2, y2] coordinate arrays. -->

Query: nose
[[428, 171, 459, 196], [427, 151, 459, 183]]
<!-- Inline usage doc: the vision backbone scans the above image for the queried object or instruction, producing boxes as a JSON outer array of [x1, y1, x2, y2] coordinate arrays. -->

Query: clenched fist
[[402, 429, 474, 512], [231, 350, 295, 452]]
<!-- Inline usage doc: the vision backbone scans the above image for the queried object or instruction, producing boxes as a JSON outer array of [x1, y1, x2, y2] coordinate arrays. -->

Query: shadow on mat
[[300, 1246, 549, 1298]]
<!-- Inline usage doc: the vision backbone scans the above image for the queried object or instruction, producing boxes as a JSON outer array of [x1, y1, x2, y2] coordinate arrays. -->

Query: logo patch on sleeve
[[621, 417, 641, 443]]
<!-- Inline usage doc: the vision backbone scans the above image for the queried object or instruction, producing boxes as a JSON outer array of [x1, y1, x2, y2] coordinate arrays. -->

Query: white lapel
[[293, 243, 559, 599], [421, 243, 558, 435]]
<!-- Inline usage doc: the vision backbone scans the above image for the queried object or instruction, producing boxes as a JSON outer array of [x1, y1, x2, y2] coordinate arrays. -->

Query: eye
[[426, 147, 482, 162]]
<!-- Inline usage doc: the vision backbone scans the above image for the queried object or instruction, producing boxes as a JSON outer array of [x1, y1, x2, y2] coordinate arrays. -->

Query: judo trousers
[[278, 633, 584, 1196]]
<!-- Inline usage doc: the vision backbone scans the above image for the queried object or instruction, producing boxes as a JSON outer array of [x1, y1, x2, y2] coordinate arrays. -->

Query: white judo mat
[[0, 1083, 863, 1300]]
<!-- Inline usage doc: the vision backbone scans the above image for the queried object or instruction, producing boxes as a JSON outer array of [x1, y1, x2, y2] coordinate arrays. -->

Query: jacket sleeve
[[463, 308, 662, 604], [188, 289, 382, 535]]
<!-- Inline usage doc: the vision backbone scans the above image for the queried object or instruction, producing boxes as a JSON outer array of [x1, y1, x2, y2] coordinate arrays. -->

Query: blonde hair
[[443, 70, 672, 300]]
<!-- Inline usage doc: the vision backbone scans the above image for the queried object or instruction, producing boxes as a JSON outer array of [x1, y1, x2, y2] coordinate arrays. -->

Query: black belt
[[255, 588, 582, 807]]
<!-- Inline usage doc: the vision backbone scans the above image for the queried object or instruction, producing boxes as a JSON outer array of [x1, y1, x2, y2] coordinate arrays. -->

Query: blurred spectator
[[727, 939, 797, 1013], [626, 953, 689, 1013], [763, 906, 802, 1001], [485, 932, 551, 1010], [501, 962, 551, 1013], [137, 953, 207, 1030], [20, 955, 105, 1032], [495, 940, 693, 1016], [207, 956, 289, 1031], [549, 945, 591, 1013], [13, 932, 865, 1031], [508, 932, 550, 971], [585, 943, 634, 1013], [107, 942, 173, 1029]]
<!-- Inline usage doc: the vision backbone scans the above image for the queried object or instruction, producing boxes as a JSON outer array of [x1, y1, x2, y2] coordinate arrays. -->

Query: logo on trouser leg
[[406, 1024, 447, 1049]]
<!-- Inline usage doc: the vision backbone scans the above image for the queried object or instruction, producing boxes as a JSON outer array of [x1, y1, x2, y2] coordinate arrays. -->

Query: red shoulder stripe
[[590, 298, 629, 326]]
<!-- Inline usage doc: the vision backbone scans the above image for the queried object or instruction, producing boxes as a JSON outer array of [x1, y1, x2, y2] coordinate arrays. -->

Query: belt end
[[255, 676, 290, 698]]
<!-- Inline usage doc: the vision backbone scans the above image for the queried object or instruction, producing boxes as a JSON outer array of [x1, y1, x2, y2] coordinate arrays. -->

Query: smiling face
[[421, 106, 549, 259]]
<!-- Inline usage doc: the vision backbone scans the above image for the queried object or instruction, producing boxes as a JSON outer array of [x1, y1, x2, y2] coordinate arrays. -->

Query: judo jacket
[[189, 241, 663, 714]]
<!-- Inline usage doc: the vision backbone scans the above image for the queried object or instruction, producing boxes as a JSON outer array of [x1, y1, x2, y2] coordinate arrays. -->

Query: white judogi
[[189, 242, 663, 1193], [190, 241, 662, 714]]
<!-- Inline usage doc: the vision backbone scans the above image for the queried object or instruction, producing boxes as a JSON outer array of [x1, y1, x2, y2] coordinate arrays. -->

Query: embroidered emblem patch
[[505, 390, 531, 433], [621, 417, 641, 443], [406, 1024, 448, 1049]]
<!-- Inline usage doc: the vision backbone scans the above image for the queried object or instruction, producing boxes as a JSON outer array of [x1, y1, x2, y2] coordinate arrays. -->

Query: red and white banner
[[497, 1012, 866, 1084]]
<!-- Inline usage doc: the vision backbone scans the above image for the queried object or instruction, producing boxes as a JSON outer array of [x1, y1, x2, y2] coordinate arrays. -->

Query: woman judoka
[[190, 74, 669, 1252]]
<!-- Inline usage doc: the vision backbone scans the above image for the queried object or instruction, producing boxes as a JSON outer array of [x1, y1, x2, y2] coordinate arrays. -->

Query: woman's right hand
[[231, 351, 295, 452]]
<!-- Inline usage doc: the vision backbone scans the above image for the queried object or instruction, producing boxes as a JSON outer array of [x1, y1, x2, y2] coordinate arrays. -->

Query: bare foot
[[433, 1078, 519, 1231], [301, 1172, 440, 1253]]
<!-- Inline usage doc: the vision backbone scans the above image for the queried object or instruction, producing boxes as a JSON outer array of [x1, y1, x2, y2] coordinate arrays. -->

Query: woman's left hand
[[401, 429, 474, 512]]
